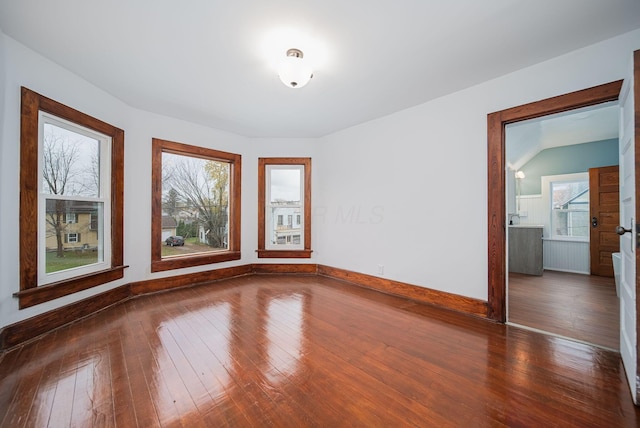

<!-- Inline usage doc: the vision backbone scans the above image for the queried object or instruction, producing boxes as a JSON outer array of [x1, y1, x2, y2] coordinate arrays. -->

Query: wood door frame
[[487, 80, 623, 322]]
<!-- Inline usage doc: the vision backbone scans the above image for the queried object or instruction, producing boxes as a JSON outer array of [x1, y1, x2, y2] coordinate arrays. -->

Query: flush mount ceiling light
[[278, 48, 313, 88]]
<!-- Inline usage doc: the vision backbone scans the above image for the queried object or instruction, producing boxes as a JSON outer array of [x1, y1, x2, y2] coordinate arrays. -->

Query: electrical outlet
[[377, 265, 384, 275]]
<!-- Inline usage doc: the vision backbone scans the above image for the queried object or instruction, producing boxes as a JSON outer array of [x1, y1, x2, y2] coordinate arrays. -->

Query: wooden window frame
[[257, 157, 312, 258], [151, 138, 242, 272], [18, 87, 125, 309]]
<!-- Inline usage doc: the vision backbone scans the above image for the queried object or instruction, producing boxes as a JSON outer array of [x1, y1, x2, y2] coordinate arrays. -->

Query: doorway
[[486, 80, 623, 322], [503, 104, 620, 348], [488, 51, 640, 404]]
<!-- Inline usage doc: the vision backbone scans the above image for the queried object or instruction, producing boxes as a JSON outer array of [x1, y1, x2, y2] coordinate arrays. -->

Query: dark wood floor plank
[[0, 345, 28, 424], [23, 330, 64, 428], [121, 299, 169, 428], [278, 283, 492, 426], [1, 274, 638, 427], [189, 286, 311, 428], [85, 310, 117, 428], [189, 283, 343, 427], [0, 338, 46, 427], [107, 306, 140, 427], [509, 271, 619, 349], [145, 292, 241, 427], [46, 330, 79, 428]]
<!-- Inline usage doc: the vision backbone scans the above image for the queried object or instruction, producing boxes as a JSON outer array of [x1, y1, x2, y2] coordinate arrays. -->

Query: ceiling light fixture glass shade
[[278, 48, 313, 88]]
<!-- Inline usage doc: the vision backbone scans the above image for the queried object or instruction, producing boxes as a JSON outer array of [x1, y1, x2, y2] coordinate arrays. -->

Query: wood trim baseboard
[[252, 263, 318, 274], [317, 265, 488, 318], [1, 262, 489, 350], [0, 284, 131, 350], [130, 264, 253, 295]]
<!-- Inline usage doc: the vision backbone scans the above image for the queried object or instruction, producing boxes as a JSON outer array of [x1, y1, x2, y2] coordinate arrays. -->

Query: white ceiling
[[1, 0, 639, 138]]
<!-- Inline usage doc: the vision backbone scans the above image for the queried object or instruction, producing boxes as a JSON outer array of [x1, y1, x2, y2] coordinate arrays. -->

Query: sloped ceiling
[[1, 0, 639, 137], [506, 102, 619, 170]]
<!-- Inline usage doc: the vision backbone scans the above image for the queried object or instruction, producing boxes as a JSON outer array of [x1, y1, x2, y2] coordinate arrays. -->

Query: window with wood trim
[[151, 138, 241, 272], [549, 176, 589, 240], [18, 87, 125, 309], [258, 158, 311, 258]]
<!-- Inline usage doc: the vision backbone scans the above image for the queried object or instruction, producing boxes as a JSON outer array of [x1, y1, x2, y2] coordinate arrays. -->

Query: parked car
[[165, 236, 184, 246]]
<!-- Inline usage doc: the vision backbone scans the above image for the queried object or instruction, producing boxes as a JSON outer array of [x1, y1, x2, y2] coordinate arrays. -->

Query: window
[[151, 138, 241, 272], [550, 179, 589, 239], [258, 158, 311, 258], [19, 87, 125, 309]]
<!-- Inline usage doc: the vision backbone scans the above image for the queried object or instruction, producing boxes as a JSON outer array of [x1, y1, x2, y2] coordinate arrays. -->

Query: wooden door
[[589, 165, 619, 277], [618, 49, 639, 404]]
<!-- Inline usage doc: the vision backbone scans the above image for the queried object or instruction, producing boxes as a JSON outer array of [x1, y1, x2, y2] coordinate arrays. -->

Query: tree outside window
[[151, 138, 241, 272]]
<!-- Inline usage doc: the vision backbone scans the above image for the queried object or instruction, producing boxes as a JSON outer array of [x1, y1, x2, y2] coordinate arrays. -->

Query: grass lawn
[[46, 250, 99, 273], [161, 237, 224, 257]]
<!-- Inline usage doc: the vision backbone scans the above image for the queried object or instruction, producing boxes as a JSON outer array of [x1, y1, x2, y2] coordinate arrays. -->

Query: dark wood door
[[589, 165, 619, 277]]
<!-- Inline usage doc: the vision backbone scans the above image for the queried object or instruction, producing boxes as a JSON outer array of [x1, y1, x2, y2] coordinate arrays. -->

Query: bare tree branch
[[163, 155, 229, 248]]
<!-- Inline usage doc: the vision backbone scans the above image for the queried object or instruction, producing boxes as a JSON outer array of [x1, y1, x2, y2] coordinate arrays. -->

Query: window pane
[[267, 167, 303, 249], [44, 199, 104, 273], [551, 210, 569, 236], [568, 211, 589, 237], [42, 123, 100, 197], [270, 169, 300, 203], [161, 152, 230, 258], [268, 206, 302, 247], [551, 179, 589, 238], [552, 181, 588, 209]]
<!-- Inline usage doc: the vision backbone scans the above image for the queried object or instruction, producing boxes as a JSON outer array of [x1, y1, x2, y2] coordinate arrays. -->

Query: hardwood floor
[[508, 271, 619, 350], [1, 274, 638, 427]]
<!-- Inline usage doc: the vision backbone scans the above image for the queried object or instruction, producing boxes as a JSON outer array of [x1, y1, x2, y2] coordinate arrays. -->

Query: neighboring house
[[162, 215, 177, 241], [44, 203, 99, 251], [176, 207, 199, 225], [270, 205, 302, 245], [198, 208, 229, 248]]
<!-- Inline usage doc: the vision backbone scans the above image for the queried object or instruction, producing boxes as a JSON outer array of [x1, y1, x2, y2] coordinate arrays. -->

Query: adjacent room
[[505, 104, 621, 350], [1, 1, 640, 426]]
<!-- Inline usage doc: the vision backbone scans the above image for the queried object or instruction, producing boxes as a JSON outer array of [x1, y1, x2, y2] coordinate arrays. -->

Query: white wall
[[1, 28, 640, 329], [316, 29, 640, 300]]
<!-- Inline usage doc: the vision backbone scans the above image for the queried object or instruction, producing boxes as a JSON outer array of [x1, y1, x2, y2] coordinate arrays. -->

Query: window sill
[[15, 265, 128, 309], [257, 249, 313, 259], [543, 237, 589, 243], [151, 251, 241, 272]]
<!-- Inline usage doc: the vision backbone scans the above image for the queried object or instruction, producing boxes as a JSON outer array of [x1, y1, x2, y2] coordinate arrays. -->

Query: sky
[[269, 168, 301, 202]]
